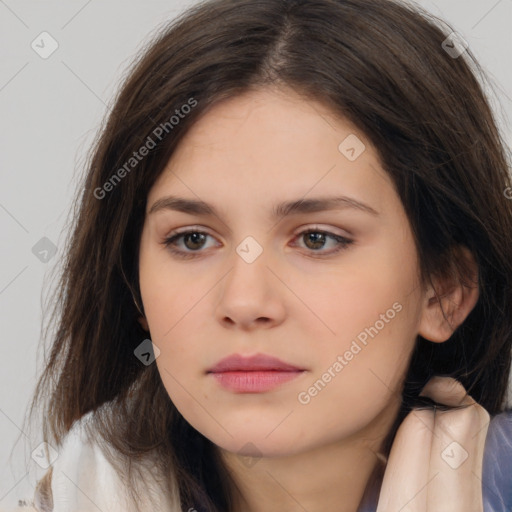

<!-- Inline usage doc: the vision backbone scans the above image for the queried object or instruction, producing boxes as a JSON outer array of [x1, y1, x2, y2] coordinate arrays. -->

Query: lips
[[208, 353, 304, 373], [207, 353, 306, 393]]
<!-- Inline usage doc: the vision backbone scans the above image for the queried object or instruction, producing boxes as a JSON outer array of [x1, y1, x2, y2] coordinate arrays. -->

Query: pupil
[[306, 232, 325, 249], [186, 233, 205, 250]]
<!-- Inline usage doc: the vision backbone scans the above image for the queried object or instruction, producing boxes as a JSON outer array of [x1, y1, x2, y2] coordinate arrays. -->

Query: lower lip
[[210, 370, 304, 392]]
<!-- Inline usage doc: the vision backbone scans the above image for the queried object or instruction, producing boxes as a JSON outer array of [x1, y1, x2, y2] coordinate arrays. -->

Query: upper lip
[[207, 353, 305, 373]]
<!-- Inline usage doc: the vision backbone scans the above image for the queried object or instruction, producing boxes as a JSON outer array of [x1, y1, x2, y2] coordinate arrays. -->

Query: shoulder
[[44, 410, 127, 511], [16, 410, 177, 512], [6, 411, 100, 512], [482, 408, 512, 512], [34, 410, 131, 512]]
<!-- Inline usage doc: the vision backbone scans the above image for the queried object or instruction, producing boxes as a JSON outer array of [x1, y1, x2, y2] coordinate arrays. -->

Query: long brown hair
[[23, 0, 512, 510]]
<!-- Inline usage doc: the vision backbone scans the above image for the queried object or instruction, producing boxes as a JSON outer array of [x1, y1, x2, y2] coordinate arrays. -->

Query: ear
[[418, 246, 479, 343], [137, 315, 150, 332]]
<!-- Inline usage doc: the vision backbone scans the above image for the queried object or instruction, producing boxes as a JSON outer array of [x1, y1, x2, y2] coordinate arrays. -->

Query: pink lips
[[207, 353, 306, 393]]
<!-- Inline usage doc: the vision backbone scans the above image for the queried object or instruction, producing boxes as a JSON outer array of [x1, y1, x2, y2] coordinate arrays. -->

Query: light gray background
[[1, 0, 511, 508]]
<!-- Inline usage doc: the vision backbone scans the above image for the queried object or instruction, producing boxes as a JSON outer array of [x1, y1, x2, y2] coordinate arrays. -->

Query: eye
[[291, 228, 353, 257], [162, 228, 216, 259], [161, 226, 354, 259]]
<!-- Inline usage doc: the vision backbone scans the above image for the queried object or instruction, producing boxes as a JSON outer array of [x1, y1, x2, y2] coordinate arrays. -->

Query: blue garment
[[482, 409, 512, 511], [358, 409, 512, 511]]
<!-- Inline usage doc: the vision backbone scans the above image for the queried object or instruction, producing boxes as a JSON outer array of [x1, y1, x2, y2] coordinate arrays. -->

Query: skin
[[137, 86, 484, 512]]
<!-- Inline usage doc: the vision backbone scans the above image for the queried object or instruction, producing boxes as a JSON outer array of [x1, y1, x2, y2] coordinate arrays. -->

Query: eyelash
[[161, 226, 354, 260]]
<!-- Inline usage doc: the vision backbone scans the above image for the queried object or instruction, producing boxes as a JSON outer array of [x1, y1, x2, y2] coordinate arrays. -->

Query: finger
[[376, 408, 435, 512], [419, 376, 475, 407], [421, 377, 490, 512]]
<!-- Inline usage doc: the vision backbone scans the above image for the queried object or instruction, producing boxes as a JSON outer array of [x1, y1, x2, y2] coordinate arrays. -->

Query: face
[[138, 86, 426, 459]]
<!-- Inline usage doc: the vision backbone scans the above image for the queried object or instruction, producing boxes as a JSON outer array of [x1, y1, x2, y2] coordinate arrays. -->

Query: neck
[[217, 403, 399, 512]]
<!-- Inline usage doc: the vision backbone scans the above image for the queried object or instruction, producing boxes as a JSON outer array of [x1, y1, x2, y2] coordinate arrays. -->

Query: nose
[[214, 246, 286, 331]]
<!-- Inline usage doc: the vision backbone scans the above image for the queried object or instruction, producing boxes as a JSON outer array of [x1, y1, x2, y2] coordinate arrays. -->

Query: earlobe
[[418, 247, 479, 343], [138, 316, 150, 332]]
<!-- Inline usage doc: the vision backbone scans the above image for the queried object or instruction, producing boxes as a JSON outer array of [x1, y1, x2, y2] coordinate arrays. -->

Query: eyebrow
[[148, 194, 379, 220]]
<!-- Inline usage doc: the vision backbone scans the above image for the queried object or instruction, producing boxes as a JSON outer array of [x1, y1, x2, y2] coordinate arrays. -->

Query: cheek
[[310, 258, 417, 349], [294, 298, 420, 445], [139, 246, 208, 341], [138, 248, 209, 404], [302, 251, 422, 401]]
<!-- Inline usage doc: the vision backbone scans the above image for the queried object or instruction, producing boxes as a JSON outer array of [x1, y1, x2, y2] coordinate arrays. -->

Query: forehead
[[147, 86, 397, 219]]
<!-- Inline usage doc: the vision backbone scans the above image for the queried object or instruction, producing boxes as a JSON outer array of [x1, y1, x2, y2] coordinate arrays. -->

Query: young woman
[[12, 0, 512, 510]]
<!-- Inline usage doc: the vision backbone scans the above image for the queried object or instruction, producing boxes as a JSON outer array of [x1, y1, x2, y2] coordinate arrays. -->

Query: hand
[[376, 376, 491, 512]]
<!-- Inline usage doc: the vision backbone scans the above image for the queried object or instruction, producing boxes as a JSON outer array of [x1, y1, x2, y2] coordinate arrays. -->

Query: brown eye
[[293, 229, 353, 257], [162, 230, 216, 259], [180, 232, 207, 251], [303, 232, 328, 250]]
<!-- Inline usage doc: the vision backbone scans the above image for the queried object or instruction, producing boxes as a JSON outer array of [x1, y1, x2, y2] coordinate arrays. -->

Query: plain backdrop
[[1, 0, 511, 508]]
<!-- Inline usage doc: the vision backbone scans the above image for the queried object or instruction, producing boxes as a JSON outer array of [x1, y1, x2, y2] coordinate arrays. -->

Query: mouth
[[207, 353, 306, 393]]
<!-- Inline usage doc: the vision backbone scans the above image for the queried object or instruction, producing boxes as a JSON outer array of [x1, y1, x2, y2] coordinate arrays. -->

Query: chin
[[197, 423, 313, 459]]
